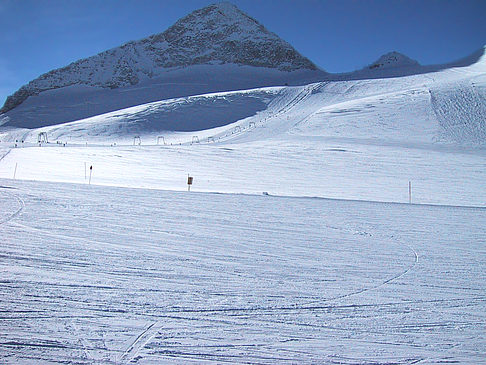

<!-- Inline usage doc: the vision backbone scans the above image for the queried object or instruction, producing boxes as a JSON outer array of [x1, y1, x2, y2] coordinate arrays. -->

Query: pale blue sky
[[0, 0, 485, 105]]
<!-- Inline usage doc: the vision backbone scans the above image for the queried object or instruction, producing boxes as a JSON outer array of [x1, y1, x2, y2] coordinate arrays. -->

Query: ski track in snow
[[0, 149, 11, 163], [8, 204, 419, 314], [0, 188, 24, 225], [118, 321, 160, 363], [1, 179, 485, 364]]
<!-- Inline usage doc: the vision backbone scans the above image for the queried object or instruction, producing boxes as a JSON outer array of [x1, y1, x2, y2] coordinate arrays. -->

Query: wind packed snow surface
[[1, 179, 485, 364]]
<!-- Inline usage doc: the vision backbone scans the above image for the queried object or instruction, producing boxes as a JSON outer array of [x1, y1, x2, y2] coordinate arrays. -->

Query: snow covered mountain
[[0, 1, 484, 148], [367, 52, 420, 70], [0, 2, 324, 128], [3, 45, 484, 147]]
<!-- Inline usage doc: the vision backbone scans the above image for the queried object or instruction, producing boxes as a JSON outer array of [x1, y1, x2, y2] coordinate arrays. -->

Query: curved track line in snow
[[301, 239, 419, 307], [307, 241, 419, 304], [0, 149, 11, 163], [0, 190, 24, 225], [119, 321, 161, 364], [6, 192, 420, 319], [155, 240, 420, 316], [9, 218, 421, 318]]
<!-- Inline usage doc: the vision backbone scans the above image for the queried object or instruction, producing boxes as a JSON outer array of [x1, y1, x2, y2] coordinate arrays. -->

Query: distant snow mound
[[367, 52, 420, 70], [0, 2, 318, 115], [34, 88, 278, 143]]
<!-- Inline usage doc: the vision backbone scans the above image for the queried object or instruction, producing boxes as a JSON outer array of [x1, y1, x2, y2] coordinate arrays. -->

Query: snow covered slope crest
[[0, 2, 320, 117]]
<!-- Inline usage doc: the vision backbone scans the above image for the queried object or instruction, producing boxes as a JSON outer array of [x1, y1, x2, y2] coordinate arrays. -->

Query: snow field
[[0, 39, 485, 365], [1, 179, 485, 363], [1, 65, 485, 208], [3, 56, 486, 147], [0, 137, 485, 207]]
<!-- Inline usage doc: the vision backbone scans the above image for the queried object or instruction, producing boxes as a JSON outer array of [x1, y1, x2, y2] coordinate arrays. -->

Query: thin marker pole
[[89, 165, 93, 185], [409, 181, 412, 204], [13, 163, 17, 179]]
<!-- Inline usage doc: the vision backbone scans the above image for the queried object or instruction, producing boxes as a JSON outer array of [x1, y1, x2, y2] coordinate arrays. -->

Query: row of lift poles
[[29, 133, 412, 202]]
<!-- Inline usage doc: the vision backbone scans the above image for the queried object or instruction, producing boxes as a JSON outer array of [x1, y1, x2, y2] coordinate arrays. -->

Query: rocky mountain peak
[[0, 2, 318, 114], [145, 1, 317, 71]]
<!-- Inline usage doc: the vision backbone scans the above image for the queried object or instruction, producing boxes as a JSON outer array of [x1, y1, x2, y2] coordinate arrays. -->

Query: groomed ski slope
[[0, 138, 484, 207], [0, 60, 485, 207], [1, 180, 485, 364], [0, 48, 485, 364]]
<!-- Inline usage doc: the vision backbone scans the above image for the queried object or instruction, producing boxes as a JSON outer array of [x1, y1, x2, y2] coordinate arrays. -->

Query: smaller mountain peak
[[368, 51, 420, 70]]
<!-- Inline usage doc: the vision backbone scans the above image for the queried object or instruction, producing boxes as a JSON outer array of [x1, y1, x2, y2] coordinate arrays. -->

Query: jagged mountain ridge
[[1, 2, 319, 115]]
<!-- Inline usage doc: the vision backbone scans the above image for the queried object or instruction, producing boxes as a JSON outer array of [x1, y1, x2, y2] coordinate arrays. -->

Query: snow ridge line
[[271, 82, 322, 119], [218, 82, 324, 143]]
